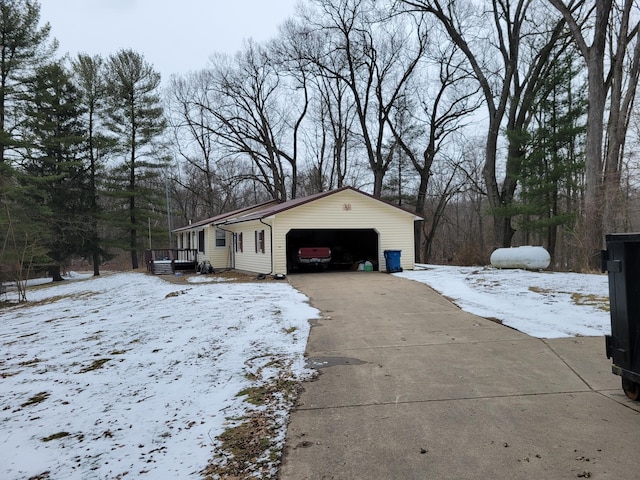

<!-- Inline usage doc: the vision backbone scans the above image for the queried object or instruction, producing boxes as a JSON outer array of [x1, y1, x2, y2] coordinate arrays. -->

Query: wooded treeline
[[2, 0, 640, 295], [0, 0, 167, 297]]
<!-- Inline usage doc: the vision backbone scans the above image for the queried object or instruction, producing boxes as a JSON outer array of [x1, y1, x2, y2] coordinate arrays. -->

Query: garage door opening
[[286, 229, 379, 274]]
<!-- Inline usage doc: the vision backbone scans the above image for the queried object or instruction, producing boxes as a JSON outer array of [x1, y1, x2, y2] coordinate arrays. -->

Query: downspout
[[260, 218, 273, 275]]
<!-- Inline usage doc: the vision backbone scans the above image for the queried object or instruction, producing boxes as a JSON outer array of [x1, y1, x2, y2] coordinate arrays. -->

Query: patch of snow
[[0, 272, 319, 480], [187, 275, 235, 283], [1, 271, 93, 293], [396, 264, 610, 339]]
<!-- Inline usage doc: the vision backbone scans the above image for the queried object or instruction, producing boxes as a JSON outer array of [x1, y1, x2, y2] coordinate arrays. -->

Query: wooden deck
[[145, 249, 198, 275]]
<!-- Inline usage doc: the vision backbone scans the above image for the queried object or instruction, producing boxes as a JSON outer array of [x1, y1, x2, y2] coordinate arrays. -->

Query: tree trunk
[[483, 120, 514, 248], [372, 172, 384, 198], [130, 228, 139, 270], [413, 175, 428, 263], [92, 249, 100, 276], [50, 265, 64, 282], [582, 59, 606, 268], [90, 159, 100, 276], [129, 130, 138, 270]]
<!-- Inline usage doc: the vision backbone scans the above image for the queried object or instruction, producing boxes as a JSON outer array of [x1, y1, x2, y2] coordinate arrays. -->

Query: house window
[[255, 230, 265, 254], [198, 230, 205, 253], [235, 232, 243, 253], [215, 229, 226, 247], [187, 232, 191, 249]]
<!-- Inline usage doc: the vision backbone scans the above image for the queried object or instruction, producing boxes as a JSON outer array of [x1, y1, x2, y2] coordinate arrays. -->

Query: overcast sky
[[39, 0, 300, 82]]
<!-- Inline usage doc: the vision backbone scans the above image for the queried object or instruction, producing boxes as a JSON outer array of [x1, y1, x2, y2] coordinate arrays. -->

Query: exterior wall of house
[[270, 189, 416, 274], [227, 221, 273, 274], [174, 225, 232, 269], [209, 227, 232, 269], [175, 189, 417, 275]]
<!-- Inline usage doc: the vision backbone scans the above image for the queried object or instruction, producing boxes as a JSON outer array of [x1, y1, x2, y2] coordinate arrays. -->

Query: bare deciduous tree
[[387, 36, 481, 261], [300, 0, 428, 197], [167, 70, 225, 215], [549, 0, 640, 267], [401, 0, 568, 249], [202, 43, 305, 200]]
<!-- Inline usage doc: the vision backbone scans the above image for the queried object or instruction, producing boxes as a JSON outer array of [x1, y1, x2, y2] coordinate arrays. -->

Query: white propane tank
[[490, 246, 551, 270]]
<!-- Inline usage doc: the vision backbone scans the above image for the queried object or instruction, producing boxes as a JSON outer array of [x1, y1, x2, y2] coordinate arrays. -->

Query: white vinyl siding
[[230, 222, 272, 274], [209, 227, 230, 268], [270, 189, 415, 274], [174, 225, 231, 269], [175, 188, 417, 275]]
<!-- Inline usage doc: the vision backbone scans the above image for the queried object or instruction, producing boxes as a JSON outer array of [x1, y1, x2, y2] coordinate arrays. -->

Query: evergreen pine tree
[[104, 49, 166, 270], [20, 62, 90, 280], [0, 0, 55, 165], [72, 53, 113, 276], [0, 0, 56, 295], [513, 52, 587, 259]]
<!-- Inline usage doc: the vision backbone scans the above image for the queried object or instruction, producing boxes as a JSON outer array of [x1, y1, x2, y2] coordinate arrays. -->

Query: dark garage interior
[[286, 228, 379, 273]]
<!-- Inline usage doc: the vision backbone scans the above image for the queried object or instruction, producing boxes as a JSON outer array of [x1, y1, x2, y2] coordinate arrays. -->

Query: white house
[[173, 187, 422, 275]]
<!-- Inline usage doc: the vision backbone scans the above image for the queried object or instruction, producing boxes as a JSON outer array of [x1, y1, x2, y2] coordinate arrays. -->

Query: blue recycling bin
[[384, 250, 402, 273]]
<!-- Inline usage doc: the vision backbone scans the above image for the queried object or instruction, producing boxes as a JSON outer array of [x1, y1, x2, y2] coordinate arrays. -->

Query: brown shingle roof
[[174, 187, 422, 232], [172, 199, 279, 232], [219, 186, 423, 225]]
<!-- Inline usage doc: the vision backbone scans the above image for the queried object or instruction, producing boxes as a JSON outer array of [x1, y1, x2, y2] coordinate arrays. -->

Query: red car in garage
[[297, 247, 332, 267]]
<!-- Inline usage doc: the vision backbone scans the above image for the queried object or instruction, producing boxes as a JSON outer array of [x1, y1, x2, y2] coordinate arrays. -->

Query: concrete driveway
[[279, 272, 640, 480]]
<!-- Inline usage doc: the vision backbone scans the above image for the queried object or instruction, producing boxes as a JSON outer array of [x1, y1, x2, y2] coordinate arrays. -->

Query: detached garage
[[174, 187, 421, 275]]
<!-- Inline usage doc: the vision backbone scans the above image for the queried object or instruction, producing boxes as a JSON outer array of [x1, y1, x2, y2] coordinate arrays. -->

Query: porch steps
[[152, 262, 174, 275]]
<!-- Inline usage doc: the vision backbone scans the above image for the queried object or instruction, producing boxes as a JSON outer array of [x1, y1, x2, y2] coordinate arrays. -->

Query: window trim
[[255, 229, 265, 254], [215, 228, 226, 248], [235, 232, 243, 253]]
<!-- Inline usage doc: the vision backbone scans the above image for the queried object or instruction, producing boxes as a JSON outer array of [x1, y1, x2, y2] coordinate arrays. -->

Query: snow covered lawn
[[0, 272, 319, 480], [396, 264, 611, 338]]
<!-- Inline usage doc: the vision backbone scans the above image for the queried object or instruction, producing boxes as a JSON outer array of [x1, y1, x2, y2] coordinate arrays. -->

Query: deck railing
[[144, 249, 198, 274]]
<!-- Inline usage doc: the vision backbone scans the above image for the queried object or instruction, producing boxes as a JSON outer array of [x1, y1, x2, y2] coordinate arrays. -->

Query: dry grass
[[201, 374, 303, 479], [157, 270, 284, 285], [78, 358, 110, 373], [21, 391, 50, 408], [571, 292, 610, 312], [41, 432, 70, 442], [528, 286, 609, 312]]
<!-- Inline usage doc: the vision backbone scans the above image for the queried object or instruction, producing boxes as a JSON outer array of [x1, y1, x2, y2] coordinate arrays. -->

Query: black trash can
[[601, 233, 640, 401], [384, 250, 402, 273]]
